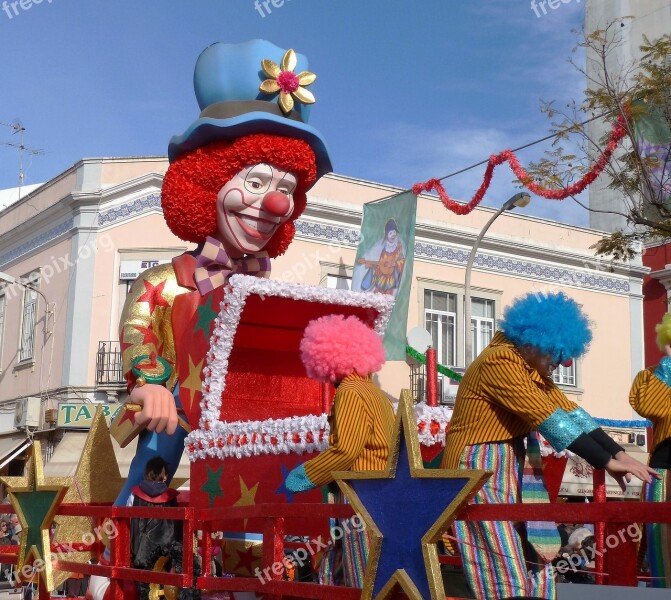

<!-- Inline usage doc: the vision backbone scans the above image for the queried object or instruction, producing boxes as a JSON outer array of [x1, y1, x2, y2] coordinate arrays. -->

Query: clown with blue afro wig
[[498, 291, 592, 364], [441, 291, 660, 599]]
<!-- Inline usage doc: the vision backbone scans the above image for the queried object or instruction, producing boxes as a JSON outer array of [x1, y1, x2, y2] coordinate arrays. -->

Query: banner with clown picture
[[351, 191, 417, 360], [633, 98, 671, 213]]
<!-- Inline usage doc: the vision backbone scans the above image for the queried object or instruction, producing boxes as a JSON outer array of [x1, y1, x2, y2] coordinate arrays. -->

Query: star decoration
[[259, 48, 316, 115], [132, 323, 160, 346], [0, 441, 69, 591], [275, 464, 296, 503], [180, 355, 205, 411], [137, 279, 170, 315], [333, 391, 489, 600], [51, 408, 125, 588], [201, 465, 225, 507], [232, 476, 259, 529], [232, 544, 260, 576], [194, 296, 217, 339]]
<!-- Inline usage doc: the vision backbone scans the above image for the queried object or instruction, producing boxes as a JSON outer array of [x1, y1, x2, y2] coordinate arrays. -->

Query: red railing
[[0, 470, 667, 600]]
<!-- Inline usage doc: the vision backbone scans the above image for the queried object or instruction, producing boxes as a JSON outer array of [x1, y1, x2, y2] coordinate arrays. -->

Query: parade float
[[0, 37, 668, 600]]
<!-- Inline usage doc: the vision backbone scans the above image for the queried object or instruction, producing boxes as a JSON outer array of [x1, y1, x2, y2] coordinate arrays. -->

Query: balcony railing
[[96, 341, 125, 386]]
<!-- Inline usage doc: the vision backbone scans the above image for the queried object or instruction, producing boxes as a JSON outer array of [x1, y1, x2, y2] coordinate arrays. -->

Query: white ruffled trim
[[414, 402, 453, 447], [186, 275, 394, 461], [186, 413, 330, 461]]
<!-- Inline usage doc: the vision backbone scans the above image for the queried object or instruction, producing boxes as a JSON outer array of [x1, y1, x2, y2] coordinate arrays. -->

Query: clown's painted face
[[215, 163, 297, 256]]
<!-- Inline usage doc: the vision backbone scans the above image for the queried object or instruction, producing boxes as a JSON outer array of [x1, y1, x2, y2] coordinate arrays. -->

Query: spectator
[[9, 515, 21, 545], [128, 457, 181, 600]]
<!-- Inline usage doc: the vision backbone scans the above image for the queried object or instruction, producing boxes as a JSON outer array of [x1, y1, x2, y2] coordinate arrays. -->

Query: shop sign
[[119, 259, 170, 280], [57, 402, 125, 429]]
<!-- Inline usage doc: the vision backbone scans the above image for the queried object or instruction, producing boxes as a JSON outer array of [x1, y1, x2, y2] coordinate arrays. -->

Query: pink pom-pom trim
[[300, 315, 385, 383]]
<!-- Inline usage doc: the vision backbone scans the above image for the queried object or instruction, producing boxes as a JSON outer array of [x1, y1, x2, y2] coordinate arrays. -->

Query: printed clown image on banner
[[352, 191, 417, 360]]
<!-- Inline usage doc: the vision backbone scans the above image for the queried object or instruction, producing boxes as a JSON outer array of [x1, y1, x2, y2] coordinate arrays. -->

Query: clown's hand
[[129, 383, 178, 435], [285, 463, 316, 493]]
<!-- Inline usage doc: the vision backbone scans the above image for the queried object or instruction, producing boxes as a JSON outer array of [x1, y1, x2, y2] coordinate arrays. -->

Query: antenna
[[1, 121, 45, 201]]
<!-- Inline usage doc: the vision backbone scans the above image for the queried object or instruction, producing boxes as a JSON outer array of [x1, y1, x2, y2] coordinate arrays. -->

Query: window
[[552, 362, 577, 386], [471, 297, 495, 361], [424, 290, 456, 367], [419, 283, 500, 367], [19, 273, 39, 363]]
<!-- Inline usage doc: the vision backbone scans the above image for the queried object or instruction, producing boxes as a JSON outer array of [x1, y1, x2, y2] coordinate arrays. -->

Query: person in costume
[[441, 291, 659, 600], [128, 457, 181, 600], [88, 40, 332, 600], [629, 311, 671, 589], [284, 314, 395, 588], [353, 218, 406, 297]]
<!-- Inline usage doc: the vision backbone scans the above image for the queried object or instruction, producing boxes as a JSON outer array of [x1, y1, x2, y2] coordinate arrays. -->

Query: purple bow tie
[[194, 237, 271, 295]]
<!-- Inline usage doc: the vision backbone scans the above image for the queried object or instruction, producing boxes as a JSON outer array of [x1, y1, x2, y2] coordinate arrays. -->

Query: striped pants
[[454, 440, 556, 600], [644, 468, 671, 588]]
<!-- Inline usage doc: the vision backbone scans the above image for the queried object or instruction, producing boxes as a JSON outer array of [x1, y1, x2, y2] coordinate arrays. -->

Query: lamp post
[[463, 192, 531, 368]]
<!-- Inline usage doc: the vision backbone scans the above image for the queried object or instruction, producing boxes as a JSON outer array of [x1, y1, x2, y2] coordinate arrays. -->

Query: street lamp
[[463, 192, 531, 368]]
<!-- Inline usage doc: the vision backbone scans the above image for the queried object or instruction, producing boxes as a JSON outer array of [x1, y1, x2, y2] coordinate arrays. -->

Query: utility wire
[[369, 110, 611, 204]]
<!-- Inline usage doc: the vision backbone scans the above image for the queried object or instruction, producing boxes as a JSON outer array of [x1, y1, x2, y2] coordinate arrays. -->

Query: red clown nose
[[262, 191, 291, 216]]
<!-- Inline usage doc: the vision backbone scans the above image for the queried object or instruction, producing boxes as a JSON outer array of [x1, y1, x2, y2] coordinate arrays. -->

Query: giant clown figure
[[116, 39, 331, 499], [88, 40, 334, 600]]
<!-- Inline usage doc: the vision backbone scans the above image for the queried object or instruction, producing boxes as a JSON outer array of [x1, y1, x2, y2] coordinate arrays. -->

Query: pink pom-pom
[[300, 315, 385, 383]]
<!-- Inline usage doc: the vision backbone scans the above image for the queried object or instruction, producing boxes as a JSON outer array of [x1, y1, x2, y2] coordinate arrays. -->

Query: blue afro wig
[[498, 291, 592, 362]]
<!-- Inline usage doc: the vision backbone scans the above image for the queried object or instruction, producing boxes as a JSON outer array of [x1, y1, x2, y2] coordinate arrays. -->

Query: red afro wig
[[161, 133, 317, 257], [300, 315, 385, 383]]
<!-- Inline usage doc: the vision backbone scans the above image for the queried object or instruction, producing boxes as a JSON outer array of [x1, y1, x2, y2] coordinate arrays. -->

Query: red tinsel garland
[[412, 114, 628, 215]]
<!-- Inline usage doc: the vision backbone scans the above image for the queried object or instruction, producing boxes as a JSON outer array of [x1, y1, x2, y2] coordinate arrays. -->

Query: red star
[[119, 329, 133, 355], [117, 408, 136, 426], [137, 280, 170, 315], [233, 545, 260, 576], [132, 324, 159, 346]]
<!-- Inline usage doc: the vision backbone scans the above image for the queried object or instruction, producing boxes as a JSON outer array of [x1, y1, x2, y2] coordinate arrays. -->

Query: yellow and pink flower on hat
[[260, 49, 316, 114]]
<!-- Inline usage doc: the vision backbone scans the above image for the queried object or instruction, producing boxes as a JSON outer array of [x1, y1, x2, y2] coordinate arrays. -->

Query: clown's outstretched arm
[[119, 263, 188, 435], [285, 389, 370, 491]]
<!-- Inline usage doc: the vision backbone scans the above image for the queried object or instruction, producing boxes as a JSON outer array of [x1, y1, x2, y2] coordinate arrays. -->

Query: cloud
[[366, 120, 590, 228]]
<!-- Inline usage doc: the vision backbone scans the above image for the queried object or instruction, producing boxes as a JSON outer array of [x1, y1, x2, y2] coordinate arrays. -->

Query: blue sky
[[0, 0, 589, 224]]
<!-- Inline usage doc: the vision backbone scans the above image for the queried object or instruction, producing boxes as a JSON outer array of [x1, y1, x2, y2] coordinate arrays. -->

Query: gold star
[[333, 391, 490, 600], [180, 355, 204, 411], [51, 407, 125, 589], [232, 475, 259, 528], [1, 441, 69, 591]]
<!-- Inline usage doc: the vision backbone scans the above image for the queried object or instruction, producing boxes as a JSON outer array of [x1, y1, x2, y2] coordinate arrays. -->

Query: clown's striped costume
[[630, 366, 671, 589]]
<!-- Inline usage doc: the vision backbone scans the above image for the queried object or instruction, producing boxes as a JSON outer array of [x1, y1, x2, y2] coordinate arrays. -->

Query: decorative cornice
[[294, 218, 631, 295], [0, 218, 74, 268], [97, 192, 161, 227]]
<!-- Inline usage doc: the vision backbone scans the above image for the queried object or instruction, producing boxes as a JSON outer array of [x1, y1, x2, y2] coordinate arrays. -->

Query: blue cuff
[[568, 407, 600, 434], [537, 408, 583, 452], [654, 356, 671, 387], [285, 463, 316, 493]]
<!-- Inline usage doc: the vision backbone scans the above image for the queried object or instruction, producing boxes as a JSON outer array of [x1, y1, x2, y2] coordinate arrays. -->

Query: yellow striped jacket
[[303, 373, 395, 487], [629, 368, 671, 453], [441, 331, 579, 469]]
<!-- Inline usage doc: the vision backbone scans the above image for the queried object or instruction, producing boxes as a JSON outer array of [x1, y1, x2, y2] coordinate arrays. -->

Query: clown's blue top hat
[[168, 39, 333, 178]]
